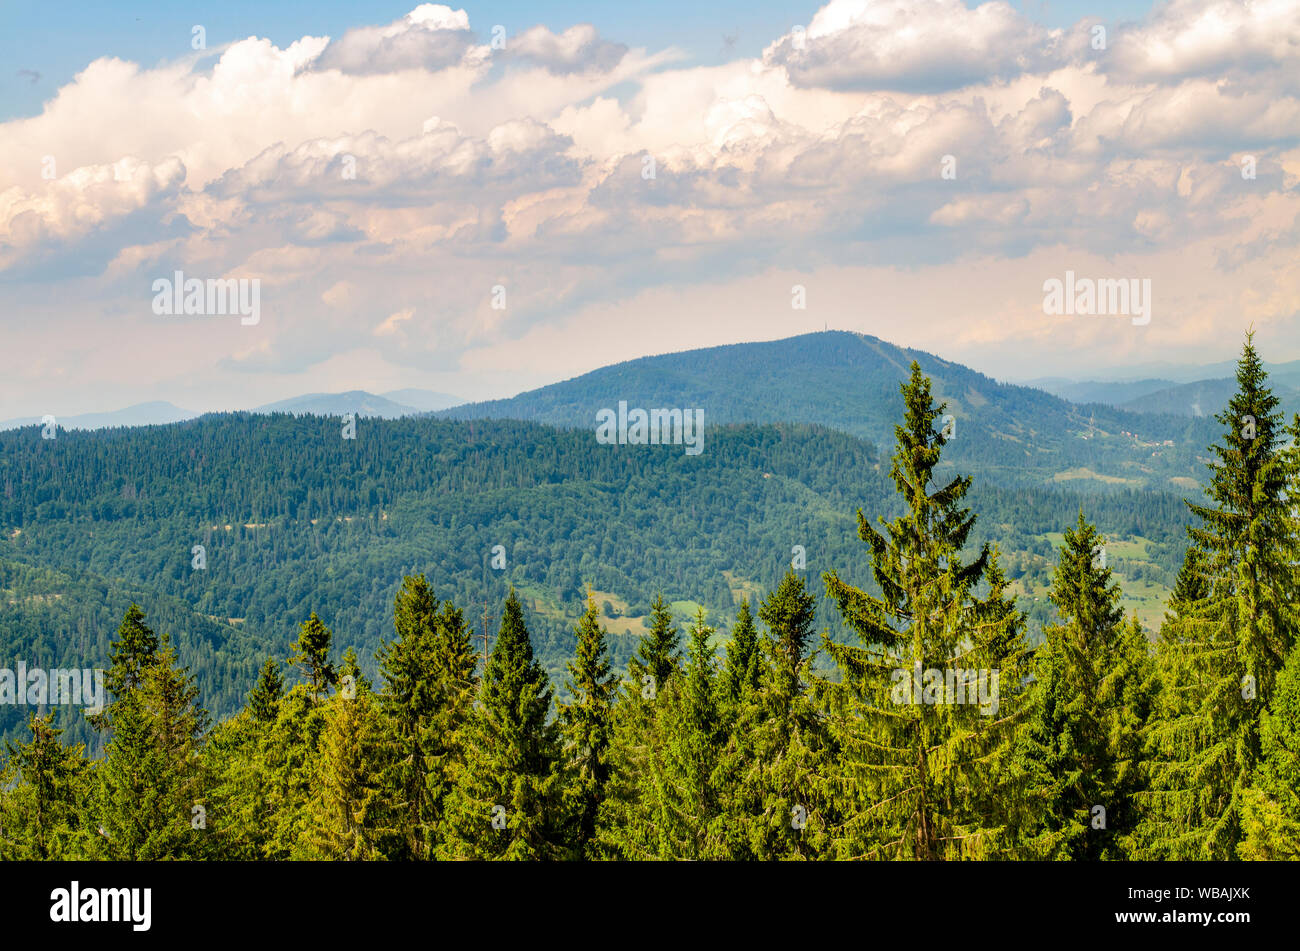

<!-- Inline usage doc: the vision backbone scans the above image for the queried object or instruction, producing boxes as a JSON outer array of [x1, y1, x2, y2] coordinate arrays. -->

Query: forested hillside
[[0, 410, 1188, 748], [2, 342, 1296, 862]]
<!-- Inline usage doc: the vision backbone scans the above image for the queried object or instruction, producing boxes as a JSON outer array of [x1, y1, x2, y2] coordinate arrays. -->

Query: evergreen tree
[[0, 714, 89, 859], [376, 575, 477, 859], [1139, 336, 1299, 858], [717, 571, 834, 859], [441, 590, 563, 859], [720, 599, 762, 714], [202, 710, 271, 860], [633, 594, 682, 691], [419, 598, 479, 856], [821, 362, 1025, 859], [93, 639, 208, 859], [338, 646, 371, 695], [300, 688, 397, 859], [1239, 640, 1300, 859], [655, 608, 725, 858], [259, 684, 330, 858], [597, 594, 681, 859], [247, 658, 283, 724], [106, 603, 160, 695], [1014, 515, 1152, 859], [289, 612, 338, 701], [376, 574, 439, 859], [559, 594, 618, 858]]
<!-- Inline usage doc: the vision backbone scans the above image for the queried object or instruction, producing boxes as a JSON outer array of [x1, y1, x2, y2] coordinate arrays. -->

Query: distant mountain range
[[1023, 355, 1300, 388], [0, 401, 198, 431], [0, 389, 464, 431], [251, 389, 461, 419], [1033, 376, 1300, 419]]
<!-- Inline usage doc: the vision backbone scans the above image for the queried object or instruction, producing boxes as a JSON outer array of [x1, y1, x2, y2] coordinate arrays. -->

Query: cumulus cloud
[[764, 0, 1061, 92], [313, 4, 481, 74], [0, 1, 1297, 414], [1107, 0, 1300, 84], [504, 24, 629, 74]]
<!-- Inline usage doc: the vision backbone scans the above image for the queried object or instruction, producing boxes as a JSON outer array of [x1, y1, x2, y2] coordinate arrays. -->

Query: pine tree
[[1139, 335, 1299, 858], [821, 362, 1025, 859], [559, 593, 618, 858], [441, 590, 563, 859], [1014, 515, 1152, 859], [0, 714, 89, 859]]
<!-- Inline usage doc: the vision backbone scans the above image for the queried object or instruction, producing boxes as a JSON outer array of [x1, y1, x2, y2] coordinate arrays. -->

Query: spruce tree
[[419, 598, 479, 856], [559, 594, 618, 858], [93, 639, 208, 859], [259, 684, 330, 858], [1139, 336, 1299, 858], [376, 574, 439, 859], [377, 576, 477, 859], [1013, 514, 1151, 859], [720, 599, 761, 714], [300, 688, 397, 859], [441, 590, 563, 859], [655, 608, 725, 858], [718, 571, 835, 859], [0, 714, 89, 859], [202, 709, 271, 860], [1239, 638, 1300, 859], [289, 612, 338, 701], [106, 603, 160, 695], [598, 594, 681, 858], [821, 362, 1026, 859], [247, 658, 283, 724]]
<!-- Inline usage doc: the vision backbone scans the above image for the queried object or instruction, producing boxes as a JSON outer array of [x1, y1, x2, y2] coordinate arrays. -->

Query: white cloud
[[1, 1, 1298, 416], [764, 0, 1060, 92]]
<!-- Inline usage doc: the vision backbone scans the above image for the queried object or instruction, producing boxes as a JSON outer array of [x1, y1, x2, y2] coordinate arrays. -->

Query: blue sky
[[0, 0, 1296, 418]]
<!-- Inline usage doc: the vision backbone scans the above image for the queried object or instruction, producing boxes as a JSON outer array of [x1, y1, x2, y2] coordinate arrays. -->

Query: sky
[[0, 0, 1297, 416]]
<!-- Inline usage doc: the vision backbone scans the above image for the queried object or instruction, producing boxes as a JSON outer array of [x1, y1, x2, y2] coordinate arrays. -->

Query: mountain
[[380, 388, 463, 412], [438, 330, 1216, 489], [0, 401, 196, 431], [252, 390, 421, 418], [1027, 378, 1178, 406], [1119, 379, 1300, 419], [1018, 355, 1300, 386]]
